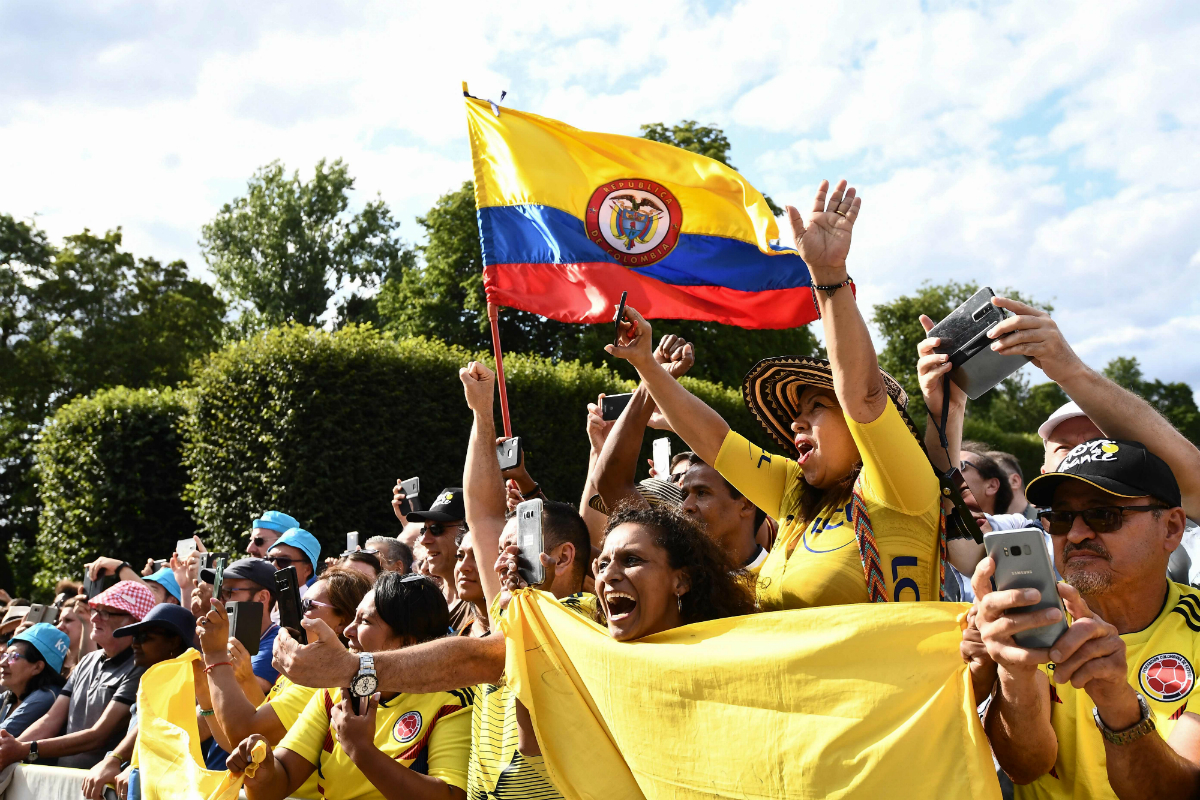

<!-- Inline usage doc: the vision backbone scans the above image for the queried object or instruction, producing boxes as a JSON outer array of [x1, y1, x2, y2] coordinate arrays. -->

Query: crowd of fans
[[0, 179, 1198, 800]]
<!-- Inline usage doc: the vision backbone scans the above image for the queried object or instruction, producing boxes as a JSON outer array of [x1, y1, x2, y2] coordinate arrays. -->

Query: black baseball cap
[[405, 487, 465, 523], [114, 603, 198, 649], [201, 557, 277, 596], [1026, 438, 1182, 509]]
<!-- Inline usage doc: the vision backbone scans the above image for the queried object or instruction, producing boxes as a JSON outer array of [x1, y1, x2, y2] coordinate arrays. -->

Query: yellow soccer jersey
[[1019, 581, 1200, 800], [262, 675, 322, 800], [469, 593, 599, 800], [714, 399, 941, 610], [279, 686, 474, 800]]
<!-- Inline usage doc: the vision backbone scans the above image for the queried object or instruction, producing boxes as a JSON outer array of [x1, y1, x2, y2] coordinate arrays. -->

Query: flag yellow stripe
[[466, 98, 784, 250]]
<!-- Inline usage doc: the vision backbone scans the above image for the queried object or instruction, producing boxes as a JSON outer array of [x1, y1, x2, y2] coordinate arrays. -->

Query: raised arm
[[605, 312, 728, 464], [593, 384, 655, 512], [917, 314, 967, 473], [783, 180, 885, 423], [460, 361, 508, 609], [989, 296, 1200, 520], [579, 394, 615, 545]]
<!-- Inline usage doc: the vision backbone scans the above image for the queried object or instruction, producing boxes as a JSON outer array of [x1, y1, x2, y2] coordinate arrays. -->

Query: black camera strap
[[926, 373, 983, 544]]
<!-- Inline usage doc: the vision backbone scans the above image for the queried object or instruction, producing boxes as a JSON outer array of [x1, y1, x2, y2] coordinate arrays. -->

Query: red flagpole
[[487, 302, 513, 439]]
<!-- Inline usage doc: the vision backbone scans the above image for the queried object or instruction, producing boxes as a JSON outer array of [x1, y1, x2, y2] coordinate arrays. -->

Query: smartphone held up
[[984, 528, 1068, 649]]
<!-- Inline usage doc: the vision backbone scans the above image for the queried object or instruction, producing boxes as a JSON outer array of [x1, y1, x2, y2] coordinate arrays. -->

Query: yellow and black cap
[[741, 355, 919, 455], [1026, 439, 1181, 509]]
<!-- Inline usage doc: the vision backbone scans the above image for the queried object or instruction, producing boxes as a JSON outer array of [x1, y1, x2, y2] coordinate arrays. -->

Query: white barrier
[[0, 763, 265, 800]]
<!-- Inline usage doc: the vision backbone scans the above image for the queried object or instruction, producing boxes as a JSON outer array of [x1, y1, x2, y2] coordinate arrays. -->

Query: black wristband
[[521, 482, 542, 499]]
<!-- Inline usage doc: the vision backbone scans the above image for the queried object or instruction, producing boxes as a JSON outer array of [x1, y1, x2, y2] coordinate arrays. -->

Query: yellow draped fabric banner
[[136, 649, 264, 800], [501, 591, 1001, 800]]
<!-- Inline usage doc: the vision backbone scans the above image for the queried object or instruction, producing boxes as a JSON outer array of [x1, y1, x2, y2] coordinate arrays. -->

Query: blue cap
[[12, 623, 70, 675], [145, 567, 182, 602], [252, 510, 299, 535], [114, 603, 198, 649], [273, 527, 320, 574]]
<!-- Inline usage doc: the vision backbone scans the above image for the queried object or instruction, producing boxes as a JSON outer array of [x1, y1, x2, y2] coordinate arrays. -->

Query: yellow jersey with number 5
[[714, 399, 941, 610]]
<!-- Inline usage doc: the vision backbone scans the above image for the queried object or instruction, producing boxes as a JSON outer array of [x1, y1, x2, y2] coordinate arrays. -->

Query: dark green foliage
[[34, 387, 191, 594], [200, 159, 414, 328], [376, 182, 818, 389], [180, 324, 772, 558], [0, 217, 224, 595]]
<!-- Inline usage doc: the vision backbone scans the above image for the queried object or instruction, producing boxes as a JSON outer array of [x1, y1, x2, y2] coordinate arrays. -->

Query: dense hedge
[[35, 387, 192, 592], [180, 324, 774, 558]]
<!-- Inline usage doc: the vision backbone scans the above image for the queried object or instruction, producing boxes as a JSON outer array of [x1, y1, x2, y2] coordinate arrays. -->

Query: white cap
[[1037, 401, 1089, 441]]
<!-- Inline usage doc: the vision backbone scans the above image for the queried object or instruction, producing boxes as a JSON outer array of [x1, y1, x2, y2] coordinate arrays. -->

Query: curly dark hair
[[601, 504, 757, 625]]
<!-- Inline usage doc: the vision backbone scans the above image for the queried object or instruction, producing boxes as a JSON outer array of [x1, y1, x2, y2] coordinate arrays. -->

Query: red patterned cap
[[89, 580, 156, 621]]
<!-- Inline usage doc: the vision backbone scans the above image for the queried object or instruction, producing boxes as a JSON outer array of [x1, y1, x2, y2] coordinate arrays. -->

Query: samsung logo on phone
[[1012, 570, 1033, 576]]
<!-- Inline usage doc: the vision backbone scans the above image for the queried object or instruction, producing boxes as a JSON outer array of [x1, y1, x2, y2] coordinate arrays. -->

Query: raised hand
[[987, 297, 1083, 382], [459, 360, 497, 413], [783, 179, 860, 280], [585, 393, 615, 452], [653, 334, 695, 380], [604, 305, 655, 367], [331, 693, 379, 759], [917, 314, 966, 414]]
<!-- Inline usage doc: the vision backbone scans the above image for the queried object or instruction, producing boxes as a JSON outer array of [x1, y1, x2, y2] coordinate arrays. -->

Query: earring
[[677, 594, 683, 613]]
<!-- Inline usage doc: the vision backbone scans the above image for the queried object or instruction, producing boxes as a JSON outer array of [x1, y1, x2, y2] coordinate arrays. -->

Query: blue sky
[[3, 0, 1198, 392]]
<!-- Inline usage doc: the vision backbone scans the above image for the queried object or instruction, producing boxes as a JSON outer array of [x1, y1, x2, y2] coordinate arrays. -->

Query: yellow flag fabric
[[135, 649, 259, 800], [500, 591, 1001, 800]]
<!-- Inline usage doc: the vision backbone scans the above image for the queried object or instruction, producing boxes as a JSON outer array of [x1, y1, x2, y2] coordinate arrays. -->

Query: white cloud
[[2, 0, 1199, 392]]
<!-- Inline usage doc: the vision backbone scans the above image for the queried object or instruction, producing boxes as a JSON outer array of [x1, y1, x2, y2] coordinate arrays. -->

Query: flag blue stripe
[[478, 204, 810, 292]]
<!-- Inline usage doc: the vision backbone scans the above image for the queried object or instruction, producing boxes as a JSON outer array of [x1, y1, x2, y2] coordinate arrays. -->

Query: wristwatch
[[1093, 692, 1156, 745], [24, 741, 38, 763], [350, 652, 378, 698]]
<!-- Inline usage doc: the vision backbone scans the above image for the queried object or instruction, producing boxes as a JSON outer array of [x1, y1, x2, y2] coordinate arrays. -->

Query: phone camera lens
[[1011, 545, 1023, 556]]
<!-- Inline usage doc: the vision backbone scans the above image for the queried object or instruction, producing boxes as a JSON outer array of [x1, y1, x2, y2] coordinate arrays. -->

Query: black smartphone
[[150, 559, 169, 572], [399, 477, 421, 515], [984, 529, 1068, 649], [84, 573, 119, 599], [928, 287, 1030, 399], [345, 688, 366, 715], [274, 566, 307, 645], [601, 393, 633, 421], [226, 601, 264, 654], [516, 499, 546, 586], [613, 290, 628, 346], [497, 437, 523, 471]]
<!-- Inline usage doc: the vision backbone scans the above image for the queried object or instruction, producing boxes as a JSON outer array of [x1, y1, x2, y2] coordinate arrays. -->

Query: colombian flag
[[465, 90, 816, 329]]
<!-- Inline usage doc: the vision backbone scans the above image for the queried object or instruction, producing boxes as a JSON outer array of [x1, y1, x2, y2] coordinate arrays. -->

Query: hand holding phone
[[274, 566, 307, 645], [515, 499, 546, 587], [652, 437, 672, 478], [601, 393, 633, 421], [983, 529, 1068, 649], [346, 532, 360, 552], [613, 290, 628, 346], [497, 437, 523, 472]]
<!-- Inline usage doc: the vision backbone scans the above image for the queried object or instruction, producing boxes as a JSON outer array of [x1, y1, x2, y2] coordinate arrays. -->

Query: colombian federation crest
[[392, 710, 423, 743], [1140, 653, 1194, 703], [586, 179, 683, 267]]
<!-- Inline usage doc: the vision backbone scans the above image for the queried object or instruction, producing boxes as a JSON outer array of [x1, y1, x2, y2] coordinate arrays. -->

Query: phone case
[[84, 573, 119, 599], [653, 437, 672, 477], [274, 566, 308, 645], [984, 529, 1068, 648], [497, 438, 522, 471], [601, 393, 634, 421], [400, 478, 421, 513], [226, 601, 264, 654], [516, 499, 546, 586], [928, 287, 1030, 399]]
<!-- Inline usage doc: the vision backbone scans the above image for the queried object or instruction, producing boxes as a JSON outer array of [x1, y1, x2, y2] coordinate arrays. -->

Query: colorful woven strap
[[849, 486, 889, 603], [850, 482, 953, 603]]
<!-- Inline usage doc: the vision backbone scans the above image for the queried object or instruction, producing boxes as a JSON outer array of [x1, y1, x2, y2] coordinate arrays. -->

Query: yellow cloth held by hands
[[501, 591, 1001, 800], [135, 649, 266, 800]]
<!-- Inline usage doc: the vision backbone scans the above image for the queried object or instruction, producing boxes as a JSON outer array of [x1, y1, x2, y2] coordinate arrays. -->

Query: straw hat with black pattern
[[741, 356, 924, 456]]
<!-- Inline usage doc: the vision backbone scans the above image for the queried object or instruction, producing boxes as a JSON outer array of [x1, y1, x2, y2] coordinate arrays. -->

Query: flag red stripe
[[483, 262, 818, 330]]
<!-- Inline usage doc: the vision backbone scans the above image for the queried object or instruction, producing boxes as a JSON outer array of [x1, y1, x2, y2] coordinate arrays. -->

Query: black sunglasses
[[424, 523, 467, 537], [267, 555, 300, 567], [1038, 505, 1168, 536]]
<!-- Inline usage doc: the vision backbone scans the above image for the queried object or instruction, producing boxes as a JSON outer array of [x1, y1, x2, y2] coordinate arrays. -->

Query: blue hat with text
[[12, 623, 71, 675]]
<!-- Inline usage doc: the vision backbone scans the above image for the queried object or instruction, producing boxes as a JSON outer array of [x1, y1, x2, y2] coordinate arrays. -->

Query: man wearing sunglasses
[[971, 438, 1200, 799], [405, 488, 471, 632], [246, 510, 300, 559]]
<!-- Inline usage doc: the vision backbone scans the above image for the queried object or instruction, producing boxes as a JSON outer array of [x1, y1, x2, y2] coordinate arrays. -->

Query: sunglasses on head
[[424, 523, 467, 537], [1038, 505, 1168, 536], [301, 597, 333, 614]]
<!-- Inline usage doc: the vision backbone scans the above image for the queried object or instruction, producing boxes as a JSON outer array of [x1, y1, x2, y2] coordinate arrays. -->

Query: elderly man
[[0, 581, 154, 770], [971, 439, 1200, 798]]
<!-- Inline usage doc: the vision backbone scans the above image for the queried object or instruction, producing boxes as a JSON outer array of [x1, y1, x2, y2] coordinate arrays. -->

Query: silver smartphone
[[346, 531, 359, 552], [984, 528, 1068, 649], [515, 499, 546, 586], [652, 437, 671, 478]]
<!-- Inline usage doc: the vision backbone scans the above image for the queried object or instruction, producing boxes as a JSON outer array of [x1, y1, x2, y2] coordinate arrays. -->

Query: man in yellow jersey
[[971, 438, 1200, 799]]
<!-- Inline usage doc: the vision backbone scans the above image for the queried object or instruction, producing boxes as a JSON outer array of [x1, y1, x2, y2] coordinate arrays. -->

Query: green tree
[[200, 159, 413, 329], [1103, 357, 1200, 443], [0, 216, 224, 594], [640, 120, 784, 215], [377, 181, 817, 389]]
